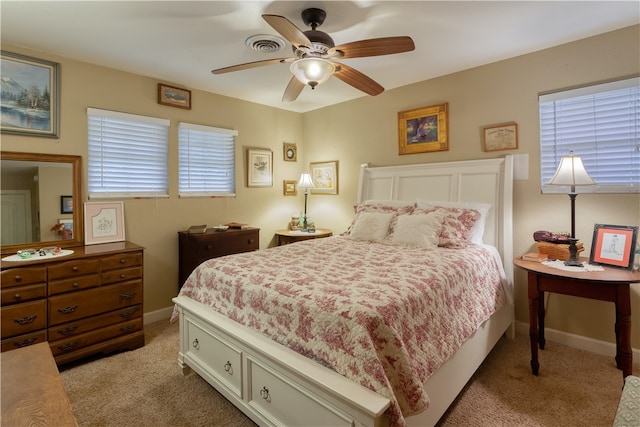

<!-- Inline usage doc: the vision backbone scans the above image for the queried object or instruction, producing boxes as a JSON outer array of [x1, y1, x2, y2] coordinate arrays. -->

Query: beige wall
[[2, 25, 639, 348]]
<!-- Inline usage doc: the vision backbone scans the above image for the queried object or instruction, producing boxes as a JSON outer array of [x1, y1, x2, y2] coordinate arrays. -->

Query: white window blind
[[539, 77, 640, 194], [178, 122, 237, 197], [87, 108, 169, 198]]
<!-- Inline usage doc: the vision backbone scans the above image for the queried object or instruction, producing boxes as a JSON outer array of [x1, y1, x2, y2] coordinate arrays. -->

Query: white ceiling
[[2, 1, 638, 113]]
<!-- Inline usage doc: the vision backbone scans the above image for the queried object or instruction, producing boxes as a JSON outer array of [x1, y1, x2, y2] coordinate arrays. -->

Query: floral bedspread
[[172, 236, 507, 427]]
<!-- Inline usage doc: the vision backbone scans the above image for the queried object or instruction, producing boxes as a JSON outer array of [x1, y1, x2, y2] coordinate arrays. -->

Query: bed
[[172, 156, 515, 427]]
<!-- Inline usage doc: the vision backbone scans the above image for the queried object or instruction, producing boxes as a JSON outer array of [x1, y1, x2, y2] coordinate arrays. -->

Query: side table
[[514, 257, 640, 381], [275, 229, 332, 246]]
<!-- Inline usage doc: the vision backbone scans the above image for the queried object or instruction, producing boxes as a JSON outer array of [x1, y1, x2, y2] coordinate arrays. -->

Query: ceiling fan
[[212, 8, 415, 102]]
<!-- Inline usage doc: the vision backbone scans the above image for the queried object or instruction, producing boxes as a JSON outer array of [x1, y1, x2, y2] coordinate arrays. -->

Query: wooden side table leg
[[527, 272, 540, 376], [615, 283, 632, 379], [538, 290, 546, 350]]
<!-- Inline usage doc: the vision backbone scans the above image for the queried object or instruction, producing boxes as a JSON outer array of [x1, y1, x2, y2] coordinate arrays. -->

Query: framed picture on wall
[[310, 160, 338, 195], [0, 51, 59, 137], [483, 123, 518, 152], [60, 195, 73, 214], [247, 148, 273, 187], [589, 224, 638, 270], [157, 83, 191, 109], [398, 103, 448, 155]]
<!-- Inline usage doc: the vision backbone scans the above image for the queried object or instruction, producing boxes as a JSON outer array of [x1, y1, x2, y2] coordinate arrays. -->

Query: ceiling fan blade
[[329, 36, 415, 59], [212, 58, 294, 74], [262, 14, 312, 49], [333, 63, 384, 96], [282, 76, 305, 102]]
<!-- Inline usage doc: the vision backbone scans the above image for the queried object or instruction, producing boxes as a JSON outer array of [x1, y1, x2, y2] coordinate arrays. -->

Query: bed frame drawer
[[185, 318, 243, 399]]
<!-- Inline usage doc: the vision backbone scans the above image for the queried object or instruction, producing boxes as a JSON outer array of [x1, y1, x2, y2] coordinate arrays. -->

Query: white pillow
[[349, 212, 395, 241], [362, 200, 415, 208], [416, 199, 491, 244], [388, 211, 443, 248]]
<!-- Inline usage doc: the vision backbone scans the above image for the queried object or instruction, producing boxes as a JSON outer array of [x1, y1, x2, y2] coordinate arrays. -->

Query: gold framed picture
[[283, 143, 297, 162], [310, 160, 338, 195], [483, 123, 518, 152], [398, 103, 448, 155], [157, 83, 191, 109], [283, 180, 297, 195]]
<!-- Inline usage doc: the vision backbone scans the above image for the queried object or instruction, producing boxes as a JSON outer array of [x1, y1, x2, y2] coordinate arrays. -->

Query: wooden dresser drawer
[[1, 300, 47, 338], [49, 274, 100, 295], [1, 330, 47, 352], [49, 318, 143, 357], [49, 280, 142, 325], [101, 266, 143, 285], [1, 267, 46, 288], [100, 252, 143, 271], [48, 304, 142, 340], [1, 283, 46, 306], [48, 259, 99, 280]]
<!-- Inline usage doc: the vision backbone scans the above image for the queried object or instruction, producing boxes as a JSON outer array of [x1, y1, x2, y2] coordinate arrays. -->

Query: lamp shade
[[547, 154, 595, 189], [290, 58, 335, 89], [298, 173, 315, 189]]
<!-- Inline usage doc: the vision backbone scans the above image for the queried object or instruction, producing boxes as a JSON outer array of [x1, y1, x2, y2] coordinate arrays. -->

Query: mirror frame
[[1, 151, 83, 255]]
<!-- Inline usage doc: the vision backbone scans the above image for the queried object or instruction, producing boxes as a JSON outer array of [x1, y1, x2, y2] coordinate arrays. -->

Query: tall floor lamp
[[298, 173, 315, 232], [547, 152, 595, 267]]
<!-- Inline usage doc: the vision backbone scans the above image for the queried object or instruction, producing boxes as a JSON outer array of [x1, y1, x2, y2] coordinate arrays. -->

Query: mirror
[[1, 151, 83, 255]]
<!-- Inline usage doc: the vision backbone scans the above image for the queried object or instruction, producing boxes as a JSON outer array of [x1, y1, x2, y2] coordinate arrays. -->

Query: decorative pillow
[[416, 200, 491, 244], [343, 201, 414, 235], [348, 212, 395, 242], [388, 211, 443, 248], [435, 207, 482, 248]]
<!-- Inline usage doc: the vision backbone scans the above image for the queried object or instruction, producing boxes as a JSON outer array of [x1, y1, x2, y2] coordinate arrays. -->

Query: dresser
[[1, 241, 144, 365], [178, 228, 259, 289]]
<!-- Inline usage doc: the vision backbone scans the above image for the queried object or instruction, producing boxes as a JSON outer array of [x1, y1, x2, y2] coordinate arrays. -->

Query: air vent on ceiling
[[245, 34, 286, 53]]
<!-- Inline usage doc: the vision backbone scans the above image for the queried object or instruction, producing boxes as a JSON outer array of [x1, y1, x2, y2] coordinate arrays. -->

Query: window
[[87, 108, 169, 198], [539, 77, 639, 194], [178, 122, 237, 197]]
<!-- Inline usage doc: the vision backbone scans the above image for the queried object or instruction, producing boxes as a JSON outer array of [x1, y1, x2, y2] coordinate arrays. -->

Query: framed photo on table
[[589, 224, 638, 270], [84, 202, 125, 245]]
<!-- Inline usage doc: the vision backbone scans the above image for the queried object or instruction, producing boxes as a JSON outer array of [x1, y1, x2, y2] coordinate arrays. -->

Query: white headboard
[[357, 156, 514, 284]]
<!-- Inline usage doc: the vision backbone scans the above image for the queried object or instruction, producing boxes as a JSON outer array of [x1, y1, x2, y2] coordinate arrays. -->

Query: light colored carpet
[[59, 320, 635, 427]]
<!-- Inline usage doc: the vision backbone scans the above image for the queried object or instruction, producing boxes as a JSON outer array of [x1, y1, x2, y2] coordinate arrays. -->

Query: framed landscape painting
[[0, 51, 59, 137]]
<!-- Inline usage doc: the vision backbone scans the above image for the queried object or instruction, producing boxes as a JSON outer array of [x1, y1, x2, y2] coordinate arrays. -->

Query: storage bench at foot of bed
[[173, 296, 390, 427]]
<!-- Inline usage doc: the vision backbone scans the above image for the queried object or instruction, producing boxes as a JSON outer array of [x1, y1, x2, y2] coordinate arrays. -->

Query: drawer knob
[[13, 275, 22, 282], [72, 282, 79, 288], [192, 338, 199, 350], [259, 386, 271, 401], [13, 314, 37, 325], [57, 326, 78, 336], [120, 309, 137, 319], [14, 337, 37, 348], [58, 341, 78, 352], [119, 259, 126, 264], [224, 361, 232, 374], [120, 324, 135, 333], [248, 239, 254, 244], [120, 291, 136, 299], [58, 305, 78, 314], [72, 266, 79, 272], [14, 293, 21, 300]]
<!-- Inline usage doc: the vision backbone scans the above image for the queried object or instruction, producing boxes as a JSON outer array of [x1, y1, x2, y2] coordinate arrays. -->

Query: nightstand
[[514, 256, 640, 381], [275, 229, 332, 246]]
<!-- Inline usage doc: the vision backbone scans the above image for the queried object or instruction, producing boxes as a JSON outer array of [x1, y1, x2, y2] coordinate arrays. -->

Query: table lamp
[[298, 173, 315, 231], [547, 152, 595, 266]]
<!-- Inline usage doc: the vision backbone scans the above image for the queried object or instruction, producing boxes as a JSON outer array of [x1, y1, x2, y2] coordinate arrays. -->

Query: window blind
[[539, 77, 640, 194], [87, 108, 169, 198], [178, 122, 237, 197]]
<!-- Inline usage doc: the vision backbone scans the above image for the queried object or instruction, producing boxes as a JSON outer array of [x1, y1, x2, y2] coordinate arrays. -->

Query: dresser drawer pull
[[13, 275, 22, 283], [248, 239, 255, 245], [58, 305, 78, 314], [119, 258, 126, 264], [58, 342, 78, 352], [120, 291, 136, 299], [192, 338, 199, 350], [57, 326, 78, 336], [72, 266, 79, 272], [72, 282, 80, 288], [259, 386, 271, 401], [14, 337, 37, 348], [14, 293, 22, 300], [224, 361, 233, 374], [13, 314, 37, 325], [120, 325, 135, 333], [120, 309, 137, 319]]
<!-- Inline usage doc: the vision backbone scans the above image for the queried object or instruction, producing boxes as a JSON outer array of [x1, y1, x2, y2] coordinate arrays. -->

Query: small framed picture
[[398, 103, 448, 155], [84, 201, 125, 245], [247, 148, 273, 187], [157, 83, 191, 109], [310, 160, 338, 195], [283, 143, 297, 162], [60, 195, 73, 214], [589, 224, 638, 270], [283, 180, 297, 196], [483, 123, 518, 152]]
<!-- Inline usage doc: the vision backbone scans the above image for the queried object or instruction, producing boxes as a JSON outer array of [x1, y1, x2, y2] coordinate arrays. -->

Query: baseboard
[[515, 320, 640, 361], [144, 306, 174, 324]]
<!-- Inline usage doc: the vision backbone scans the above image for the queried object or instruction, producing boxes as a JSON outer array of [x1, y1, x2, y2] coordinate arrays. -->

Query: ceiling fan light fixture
[[290, 57, 335, 89]]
